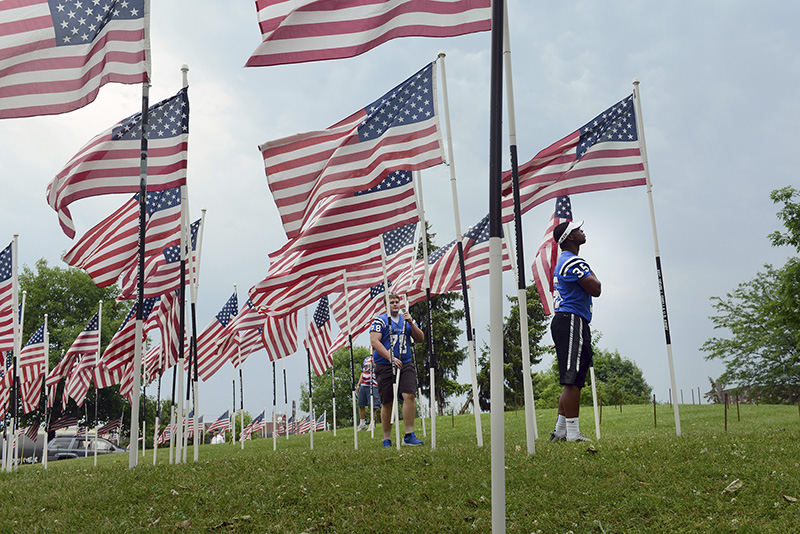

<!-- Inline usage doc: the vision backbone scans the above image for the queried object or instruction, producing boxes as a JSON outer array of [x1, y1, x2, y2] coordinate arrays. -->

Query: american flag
[[331, 280, 389, 341], [19, 323, 47, 413], [63, 187, 183, 287], [0, 352, 13, 418], [206, 410, 232, 434], [214, 299, 267, 355], [457, 213, 513, 284], [47, 88, 189, 238], [48, 414, 78, 432], [348, 222, 418, 289], [294, 414, 311, 434], [260, 62, 442, 240], [65, 351, 99, 407], [98, 297, 159, 372], [24, 419, 41, 442], [241, 410, 266, 440], [285, 169, 418, 252], [532, 196, 573, 316], [63, 312, 100, 361], [251, 243, 377, 317], [45, 350, 79, 396], [97, 415, 123, 437], [261, 312, 299, 362], [194, 293, 238, 382], [75, 426, 87, 437], [246, 0, 491, 67], [117, 218, 200, 299], [500, 94, 646, 223], [305, 297, 332, 376], [0, 0, 148, 119], [314, 412, 326, 432], [0, 243, 16, 353], [156, 422, 175, 445], [144, 291, 182, 384]]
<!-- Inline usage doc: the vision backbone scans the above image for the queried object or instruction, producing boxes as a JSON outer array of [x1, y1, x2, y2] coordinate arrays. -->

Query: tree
[[702, 187, 800, 403], [300, 346, 370, 427], [533, 341, 652, 408], [476, 284, 550, 411], [16, 260, 133, 428]]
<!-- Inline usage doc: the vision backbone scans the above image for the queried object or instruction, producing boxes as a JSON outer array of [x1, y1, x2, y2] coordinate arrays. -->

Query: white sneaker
[[357, 421, 367, 431], [566, 432, 592, 442]]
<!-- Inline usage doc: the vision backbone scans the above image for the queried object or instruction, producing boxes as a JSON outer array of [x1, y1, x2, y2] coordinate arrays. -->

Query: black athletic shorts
[[375, 362, 417, 405], [551, 312, 593, 388]]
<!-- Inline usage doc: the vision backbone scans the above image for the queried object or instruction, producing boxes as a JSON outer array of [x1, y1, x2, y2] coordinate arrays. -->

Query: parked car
[[46, 435, 126, 461]]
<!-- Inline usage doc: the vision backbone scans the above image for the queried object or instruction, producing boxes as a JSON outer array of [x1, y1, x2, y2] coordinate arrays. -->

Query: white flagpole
[[464, 282, 483, 447], [343, 271, 358, 450], [191, 208, 206, 462], [503, 3, 537, 454], [93, 302, 102, 466], [405, 227, 426, 438], [330, 365, 336, 437], [12, 288, 26, 471], [42, 313, 50, 470], [282, 358, 289, 440], [437, 51, 483, 448], [414, 171, 436, 449], [272, 361, 277, 451], [589, 367, 600, 439], [305, 306, 314, 451], [237, 342, 244, 451], [381, 241, 401, 451], [633, 79, 681, 436]]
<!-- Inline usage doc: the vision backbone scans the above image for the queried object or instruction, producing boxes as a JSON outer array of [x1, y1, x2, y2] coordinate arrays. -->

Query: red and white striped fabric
[[330, 285, 386, 339], [194, 293, 238, 382], [246, 0, 490, 67], [346, 222, 418, 290], [500, 94, 646, 224], [206, 411, 232, 434], [261, 312, 299, 362], [62, 188, 182, 287], [63, 312, 100, 362], [99, 297, 158, 373], [531, 197, 573, 315], [18, 324, 46, 383], [294, 415, 311, 435], [0, 0, 148, 119], [46, 89, 188, 238], [64, 353, 96, 407], [305, 297, 332, 376], [0, 243, 16, 353], [214, 299, 267, 356], [258, 62, 441, 240]]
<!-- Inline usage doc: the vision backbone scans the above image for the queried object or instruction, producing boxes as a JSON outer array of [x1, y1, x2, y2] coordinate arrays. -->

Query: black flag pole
[[488, 0, 506, 530]]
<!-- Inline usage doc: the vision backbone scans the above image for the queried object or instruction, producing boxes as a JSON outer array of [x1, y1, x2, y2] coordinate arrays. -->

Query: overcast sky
[[1, 1, 797, 423]]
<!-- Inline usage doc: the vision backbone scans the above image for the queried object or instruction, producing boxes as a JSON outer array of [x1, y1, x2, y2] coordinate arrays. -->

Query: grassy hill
[[1, 403, 798, 532]]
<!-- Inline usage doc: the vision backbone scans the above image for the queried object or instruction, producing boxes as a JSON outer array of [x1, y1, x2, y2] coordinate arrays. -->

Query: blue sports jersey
[[370, 313, 413, 365], [552, 251, 594, 322]]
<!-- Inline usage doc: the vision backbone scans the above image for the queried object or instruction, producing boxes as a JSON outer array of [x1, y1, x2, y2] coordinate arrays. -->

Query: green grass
[[1, 403, 799, 532]]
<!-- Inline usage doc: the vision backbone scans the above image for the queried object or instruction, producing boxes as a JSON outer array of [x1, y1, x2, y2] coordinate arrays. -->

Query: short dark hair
[[553, 221, 571, 244], [388, 293, 401, 301]]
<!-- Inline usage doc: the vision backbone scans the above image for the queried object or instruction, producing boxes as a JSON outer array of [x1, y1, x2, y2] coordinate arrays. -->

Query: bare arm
[[404, 311, 425, 342], [578, 273, 602, 297]]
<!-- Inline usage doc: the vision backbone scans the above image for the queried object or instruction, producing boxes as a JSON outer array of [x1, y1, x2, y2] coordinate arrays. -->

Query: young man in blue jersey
[[369, 293, 425, 447], [549, 220, 602, 442]]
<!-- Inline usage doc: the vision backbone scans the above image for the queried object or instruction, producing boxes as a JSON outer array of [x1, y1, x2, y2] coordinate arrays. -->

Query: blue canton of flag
[[357, 63, 435, 141], [370, 281, 391, 299], [0, 244, 11, 283], [354, 170, 413, 196], [463, 214, 497, 244], [85, 313, 99, 332], [24, 325, 45, 347], [142, 187, 182, 217], [383, 221, 416, 256], [555, 196, 573, 220], [113, 87, 189, 141], [313, 296, 329, 328], [428, 240, 456, 264], [216, 294, 239, 327], [49, 0, 144, 46], [117, 297, 159, 332], [577, 95, 637, 159]]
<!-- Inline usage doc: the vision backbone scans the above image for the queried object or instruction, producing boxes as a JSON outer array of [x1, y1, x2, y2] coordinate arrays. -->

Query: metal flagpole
[[343, 271, 358, 450], [42, 315, 50, 470], [589, 367, 601, 439], [437, 51, 483, 448], [405, 226, 426, 438], [93, 304, 101, 466], [169, 358, 176, 464], [413, 171, 437, 449], [238, 344, 244, 450], [130, 78, 150, 469], [272, 361, 277, 450], [305, 306, 314, 450], [380, 241, 401, 450], [12, 288, 26, 470], [4, 238, 20, 473], [230, 284, 237, 446], [503, 2, 537, 452], [190, 209, 206, 462], [404, 295, 426, 439], [282, 358, 288, 439], [141, 345, 146, 460], [488, 0, 506, 530], [330, 365, 336, 436], [154, 367, 162, 465], [632, 79, 681, 436]]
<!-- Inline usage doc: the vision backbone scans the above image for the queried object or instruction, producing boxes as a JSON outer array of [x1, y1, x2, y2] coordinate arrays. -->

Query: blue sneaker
[[403, 432, 424, 446], [382, 439, 392, 447]]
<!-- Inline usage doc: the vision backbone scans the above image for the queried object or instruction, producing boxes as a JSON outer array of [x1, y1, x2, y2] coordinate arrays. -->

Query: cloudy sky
[[1, 1, 797, 423]]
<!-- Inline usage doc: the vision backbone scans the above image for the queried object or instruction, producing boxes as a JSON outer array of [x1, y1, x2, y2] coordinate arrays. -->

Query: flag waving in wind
[[0, 0, 148, 119], [260, 62, 442, 240], [501, 94, 646, 223], [47, 88, 189, 238], [246, 0, 490, 67], [19, 323, 47, 413], [305, 296, 332, 376], [532, 196, 573, 316], [0, 243, 16, 353]]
